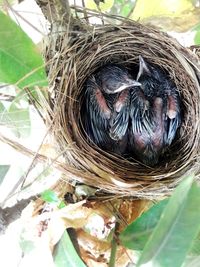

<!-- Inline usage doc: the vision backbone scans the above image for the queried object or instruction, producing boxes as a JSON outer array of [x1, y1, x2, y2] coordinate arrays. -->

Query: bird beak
[[114, 80, 141, 93], [137, 55, 151, 81]]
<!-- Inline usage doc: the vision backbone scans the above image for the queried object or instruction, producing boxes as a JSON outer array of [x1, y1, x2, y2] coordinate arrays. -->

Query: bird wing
[[164, 86, 181, 145], [109, 89, 130, 141], [130, 87, 154, 134], [84, 77, 111, 147], [129, 88, 161, 166]]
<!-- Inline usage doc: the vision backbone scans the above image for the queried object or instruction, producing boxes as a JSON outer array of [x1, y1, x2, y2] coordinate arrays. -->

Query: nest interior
[[45, 16, 200, 198]]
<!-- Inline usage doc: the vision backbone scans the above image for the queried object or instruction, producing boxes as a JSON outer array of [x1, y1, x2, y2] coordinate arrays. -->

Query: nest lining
[[45, 17, 200, 198]]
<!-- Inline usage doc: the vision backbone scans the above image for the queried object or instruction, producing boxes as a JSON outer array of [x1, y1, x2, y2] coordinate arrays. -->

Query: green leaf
[[0, 11, 47, 88], [137, 174, 200, 267], [194, 31, 200, 45], [8, 101, 31, 138], [120, 3, 133, 17], [0, 165, 10, 185], [190, 232, 200, 256], [120, 198, 169, 250], [58, 201, 66, 209], [41, 190, 60, 204], [115, 0, 123, 4], [41, 190, 66, 208], [192, 23, 200, 45], [54, 231, 86, 267], [0, 92, 31, 138]]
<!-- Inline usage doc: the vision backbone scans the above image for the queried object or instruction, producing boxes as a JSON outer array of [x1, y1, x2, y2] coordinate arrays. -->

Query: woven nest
[[44, 13, 200, 199]]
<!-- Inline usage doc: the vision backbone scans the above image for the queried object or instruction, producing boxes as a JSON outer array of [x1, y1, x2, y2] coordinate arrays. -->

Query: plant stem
[[109, 222, 120, 267]]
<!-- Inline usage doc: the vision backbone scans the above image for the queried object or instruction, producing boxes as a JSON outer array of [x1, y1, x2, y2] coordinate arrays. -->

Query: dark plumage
[[129, 56, 181, 166], [83, 65, 140, 155]]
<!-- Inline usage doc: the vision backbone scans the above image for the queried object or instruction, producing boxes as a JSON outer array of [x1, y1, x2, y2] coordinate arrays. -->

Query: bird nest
[[44, 13, 200, 199]]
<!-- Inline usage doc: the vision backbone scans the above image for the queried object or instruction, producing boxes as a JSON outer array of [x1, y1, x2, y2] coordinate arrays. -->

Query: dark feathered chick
[[83, 65, 140, 155], [129, 56, 181, 166]]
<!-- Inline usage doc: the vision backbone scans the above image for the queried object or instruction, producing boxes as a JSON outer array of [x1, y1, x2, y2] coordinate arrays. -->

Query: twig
[[109, 222, 120, 267], [81, 0, 89, 24]]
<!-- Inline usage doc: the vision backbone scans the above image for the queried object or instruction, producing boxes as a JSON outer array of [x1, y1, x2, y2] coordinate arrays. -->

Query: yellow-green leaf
[[130, 0, 200, 32], [132, 0, 194, 20], [85, 0, 114, 11]]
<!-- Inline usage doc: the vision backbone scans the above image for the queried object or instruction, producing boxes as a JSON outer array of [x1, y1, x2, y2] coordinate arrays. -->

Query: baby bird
[[83, 64, 140, 155], [129, 56, 181, 166]]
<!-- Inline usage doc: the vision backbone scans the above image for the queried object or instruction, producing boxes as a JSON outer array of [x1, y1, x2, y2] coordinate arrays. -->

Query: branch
[[35, 0, 76, 28]]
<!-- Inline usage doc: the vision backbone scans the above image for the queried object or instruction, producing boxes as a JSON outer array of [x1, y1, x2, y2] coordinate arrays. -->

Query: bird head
[[137, 55, 152, 81], [98, 65, 141, 94], [137, 56, 163, 97], [137, 55, 165, 82]]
